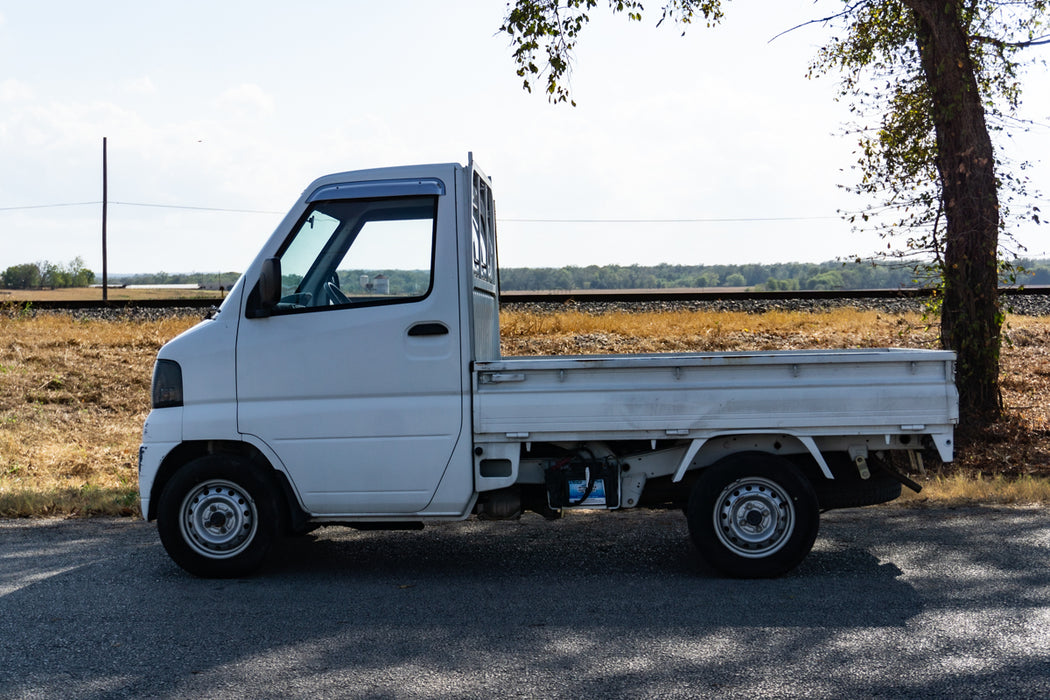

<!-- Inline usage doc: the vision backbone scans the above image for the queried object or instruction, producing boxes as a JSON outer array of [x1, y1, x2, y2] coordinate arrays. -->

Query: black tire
[[156, 455, 281, 578], [800, 453, 904, 510], [687, 453, 820, 578], [812, 473, 902, 510]]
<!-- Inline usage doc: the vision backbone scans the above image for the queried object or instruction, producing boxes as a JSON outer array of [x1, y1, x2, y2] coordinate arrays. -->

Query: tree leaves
[[500, 0, 723, 105]]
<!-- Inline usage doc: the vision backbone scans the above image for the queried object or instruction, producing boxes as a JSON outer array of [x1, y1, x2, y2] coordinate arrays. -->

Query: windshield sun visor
[[307, 178, 446, 203]]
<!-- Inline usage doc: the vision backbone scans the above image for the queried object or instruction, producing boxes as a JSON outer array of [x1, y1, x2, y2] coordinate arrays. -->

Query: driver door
[[235, 177, 464, 515]]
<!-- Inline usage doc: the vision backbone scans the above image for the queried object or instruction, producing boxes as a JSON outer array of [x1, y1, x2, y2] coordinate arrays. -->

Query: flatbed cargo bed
[[474, 348, 957, 461]]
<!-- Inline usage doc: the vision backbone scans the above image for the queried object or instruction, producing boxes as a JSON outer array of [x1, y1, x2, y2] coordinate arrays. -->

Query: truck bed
[[473, 348, 958, 458]]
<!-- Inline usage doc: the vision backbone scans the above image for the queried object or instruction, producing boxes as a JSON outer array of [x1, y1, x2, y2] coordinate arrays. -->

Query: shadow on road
[[1, 506, 1048, 698]]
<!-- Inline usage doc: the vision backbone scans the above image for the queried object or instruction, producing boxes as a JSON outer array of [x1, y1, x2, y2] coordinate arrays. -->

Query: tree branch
[[970, 33, 1050, 49], [767, 1, 869, 43]]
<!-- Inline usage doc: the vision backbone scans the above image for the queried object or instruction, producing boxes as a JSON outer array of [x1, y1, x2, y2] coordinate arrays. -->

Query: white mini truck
[[139, 156, 958, 578]]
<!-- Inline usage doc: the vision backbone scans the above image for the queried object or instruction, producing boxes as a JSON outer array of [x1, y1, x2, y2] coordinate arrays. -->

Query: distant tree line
[[7, 258, 1050, 293], [1, 258, 95, 289], [499, 259, 1050, 291], [498, 260, 920, 291], [500, 261, 905, 291], [109, 271, 243, 289]]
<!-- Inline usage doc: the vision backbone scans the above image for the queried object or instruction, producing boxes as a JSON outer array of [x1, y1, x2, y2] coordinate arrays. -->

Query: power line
[[0, 200, 283, 215], [1, 200, 844, 222], [0, 201, 99, 211], [111, 201, 285, 215], [502, 215, 842, 223]]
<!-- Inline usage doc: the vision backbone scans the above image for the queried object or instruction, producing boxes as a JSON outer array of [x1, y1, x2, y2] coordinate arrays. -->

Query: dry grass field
[[2, 306, 1049, 517], [0, 287, 225, 302], [0, 313, 193, 516]]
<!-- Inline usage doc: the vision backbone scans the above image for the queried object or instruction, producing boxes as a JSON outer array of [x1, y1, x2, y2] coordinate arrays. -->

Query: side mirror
[[259, 257, 281, 310], [247, 257, 281, 318]]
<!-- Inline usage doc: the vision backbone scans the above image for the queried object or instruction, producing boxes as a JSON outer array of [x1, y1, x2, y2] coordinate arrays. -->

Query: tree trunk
[[907, 0, 1002, 430]]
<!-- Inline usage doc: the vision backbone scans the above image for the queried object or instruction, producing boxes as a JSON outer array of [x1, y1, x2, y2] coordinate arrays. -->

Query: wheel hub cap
[[179, 479, 258, 559], [714, 477, 795, 558]]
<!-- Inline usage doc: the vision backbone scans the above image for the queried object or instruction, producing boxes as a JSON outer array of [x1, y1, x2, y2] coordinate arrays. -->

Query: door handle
[[408, 322, 449, 337]]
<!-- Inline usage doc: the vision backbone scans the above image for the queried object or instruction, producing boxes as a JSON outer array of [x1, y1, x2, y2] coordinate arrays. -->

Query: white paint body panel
[[474, 350, 957, 453]]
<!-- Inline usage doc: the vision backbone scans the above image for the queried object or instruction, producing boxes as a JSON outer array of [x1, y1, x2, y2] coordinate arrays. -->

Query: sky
[[0, 1, 1047, 275]]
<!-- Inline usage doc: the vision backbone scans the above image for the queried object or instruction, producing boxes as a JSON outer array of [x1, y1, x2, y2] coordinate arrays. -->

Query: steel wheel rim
[[179, 479, 258, 559], [713, 477, 795, 558]]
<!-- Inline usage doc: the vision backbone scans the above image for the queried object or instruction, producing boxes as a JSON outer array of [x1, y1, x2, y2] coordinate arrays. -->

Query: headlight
[[151, 359, 184, 408]]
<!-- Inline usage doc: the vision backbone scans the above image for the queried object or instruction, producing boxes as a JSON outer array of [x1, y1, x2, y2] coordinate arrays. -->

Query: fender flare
[[671, 433, 834, 483]]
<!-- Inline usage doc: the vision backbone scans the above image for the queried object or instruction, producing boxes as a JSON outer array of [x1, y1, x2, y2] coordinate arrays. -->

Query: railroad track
[[5, 285, 1049, 311]]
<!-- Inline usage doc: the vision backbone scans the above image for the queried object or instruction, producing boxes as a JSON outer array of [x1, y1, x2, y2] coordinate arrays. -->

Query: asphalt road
[[2, 506, 1049, 699]]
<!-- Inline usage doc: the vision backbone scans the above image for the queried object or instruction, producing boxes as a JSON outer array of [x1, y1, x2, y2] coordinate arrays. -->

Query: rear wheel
[[157, 455, 281, 578], [687, 453, 819, 578]]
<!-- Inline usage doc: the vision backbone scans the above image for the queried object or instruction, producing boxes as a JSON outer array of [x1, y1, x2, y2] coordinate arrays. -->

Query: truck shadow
[[262, 508, 920, 630]]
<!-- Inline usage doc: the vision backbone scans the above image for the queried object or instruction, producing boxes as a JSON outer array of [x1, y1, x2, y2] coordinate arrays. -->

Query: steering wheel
[[325, 280, 350, 305]]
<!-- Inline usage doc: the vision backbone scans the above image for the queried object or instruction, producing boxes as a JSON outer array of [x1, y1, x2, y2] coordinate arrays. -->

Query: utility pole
[[102, 137, 108, 301]]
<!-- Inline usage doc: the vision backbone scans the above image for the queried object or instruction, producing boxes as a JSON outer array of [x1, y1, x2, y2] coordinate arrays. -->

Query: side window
[[472, 171, 496, 286], [272, 196, 436, 312]]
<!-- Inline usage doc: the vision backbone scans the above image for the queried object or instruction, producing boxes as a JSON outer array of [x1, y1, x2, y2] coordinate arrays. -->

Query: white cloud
[[0, 79, 35, 102], [123, 77, 157, 96], [215, 84, 275, 117]]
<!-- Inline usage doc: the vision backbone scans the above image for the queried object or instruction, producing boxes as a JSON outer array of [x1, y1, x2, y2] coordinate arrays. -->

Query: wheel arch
[[146, 440, 307, 533], [699, 447, 905, 511], [673, 433, 835, 483]]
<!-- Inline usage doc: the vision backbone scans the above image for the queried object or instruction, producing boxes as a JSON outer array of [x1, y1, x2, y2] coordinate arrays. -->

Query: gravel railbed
[[8, 293, 1050, 320], [505, 293, 1050, 317], [6, 306, 218, 322]]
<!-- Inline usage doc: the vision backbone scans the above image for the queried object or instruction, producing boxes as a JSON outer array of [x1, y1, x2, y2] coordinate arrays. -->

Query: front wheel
[[157, 455, 281, 578], [687, 453, 819, 578]]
